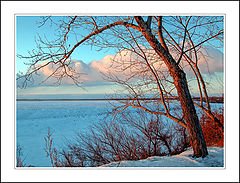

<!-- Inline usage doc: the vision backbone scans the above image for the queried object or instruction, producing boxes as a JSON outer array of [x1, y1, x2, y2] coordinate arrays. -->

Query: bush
[[16, 145, 33, 167], [44, 111, 190, 167], [200, 107, 224, 147], [43, 108, 224, 167]]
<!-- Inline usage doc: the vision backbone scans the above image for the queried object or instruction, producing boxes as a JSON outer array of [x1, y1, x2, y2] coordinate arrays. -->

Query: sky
[[16, 16, 116, 73], [16, 16, 119, 96], [16, 16, 224, 97]]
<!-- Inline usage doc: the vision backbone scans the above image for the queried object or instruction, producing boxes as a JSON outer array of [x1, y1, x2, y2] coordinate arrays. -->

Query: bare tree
[[17, 16, 223, 157]]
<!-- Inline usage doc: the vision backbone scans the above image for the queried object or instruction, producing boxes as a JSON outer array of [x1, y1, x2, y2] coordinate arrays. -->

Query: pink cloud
[[17, 46, 223, 87], [197, 46, 223, 73]]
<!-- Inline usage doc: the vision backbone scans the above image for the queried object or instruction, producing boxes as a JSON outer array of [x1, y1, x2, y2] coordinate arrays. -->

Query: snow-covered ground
[[16, 100, 111, 167], [16, 100, 224, 167], [100, 147, 224, 167]]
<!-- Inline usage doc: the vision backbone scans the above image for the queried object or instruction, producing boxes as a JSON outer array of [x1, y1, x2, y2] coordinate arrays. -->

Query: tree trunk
[[171, 68, 208, 157], [134, 16, 208, 157], [160, 55, 208, 157]]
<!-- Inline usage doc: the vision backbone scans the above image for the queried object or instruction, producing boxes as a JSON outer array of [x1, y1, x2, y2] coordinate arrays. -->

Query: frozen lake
[[16, 100, 113, 167], [16, 100, 223, 167]]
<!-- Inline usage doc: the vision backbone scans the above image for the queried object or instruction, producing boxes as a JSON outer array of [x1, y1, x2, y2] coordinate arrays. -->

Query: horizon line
[[16, 96, 224, 103]]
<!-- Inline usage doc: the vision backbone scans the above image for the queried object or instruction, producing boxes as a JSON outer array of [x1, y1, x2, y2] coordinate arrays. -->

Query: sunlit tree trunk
[[171, 67, 208, 157]]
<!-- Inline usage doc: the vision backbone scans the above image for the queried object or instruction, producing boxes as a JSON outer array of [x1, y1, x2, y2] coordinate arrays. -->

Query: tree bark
[[171, 67, 208, 157], [134, 16, 208, 157]]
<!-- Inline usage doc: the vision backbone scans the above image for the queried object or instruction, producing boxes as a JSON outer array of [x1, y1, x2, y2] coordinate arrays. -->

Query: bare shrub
[[44, 110, 190, 167], [44, 128, 62, 167], [16, 145, 32, 167], [116, 109, 190, 156], [200, 108, 224, 147]]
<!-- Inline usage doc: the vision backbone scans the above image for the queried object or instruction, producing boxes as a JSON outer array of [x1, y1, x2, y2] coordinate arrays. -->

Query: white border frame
[[2, 1, 239, 182]]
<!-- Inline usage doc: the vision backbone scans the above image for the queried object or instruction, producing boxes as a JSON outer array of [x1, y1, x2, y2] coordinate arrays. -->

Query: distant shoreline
[[16, 97, 224, 103], [16, 98, 162, 101]]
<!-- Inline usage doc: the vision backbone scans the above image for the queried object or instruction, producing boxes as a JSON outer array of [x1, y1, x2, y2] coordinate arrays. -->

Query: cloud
[[197, 46, 223, 73], [17, 60, 103, 87], [17, 46, 223, 88]]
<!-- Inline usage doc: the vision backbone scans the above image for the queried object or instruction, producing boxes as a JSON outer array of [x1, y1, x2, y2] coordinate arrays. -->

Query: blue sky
[[16, 16, 224, 97], [16, 16, 116, 73]]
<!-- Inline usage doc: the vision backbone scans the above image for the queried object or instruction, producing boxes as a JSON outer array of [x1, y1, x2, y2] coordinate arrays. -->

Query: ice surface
[[16, 100, 112, 167], [16, 100, 223, 167]]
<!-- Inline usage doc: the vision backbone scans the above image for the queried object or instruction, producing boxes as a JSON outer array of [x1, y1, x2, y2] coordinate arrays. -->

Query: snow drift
[[100, 147, 224, 167]]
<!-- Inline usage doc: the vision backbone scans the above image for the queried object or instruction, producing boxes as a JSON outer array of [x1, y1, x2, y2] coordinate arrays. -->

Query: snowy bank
[[100, 147, 224, 167]]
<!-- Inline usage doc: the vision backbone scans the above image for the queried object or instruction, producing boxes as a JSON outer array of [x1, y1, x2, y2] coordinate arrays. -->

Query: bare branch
[[146, 16, 152, 29], [183, 30, 223, 54], [157, 16, 169, 52]]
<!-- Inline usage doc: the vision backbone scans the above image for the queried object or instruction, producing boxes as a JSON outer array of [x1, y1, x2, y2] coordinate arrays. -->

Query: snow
[[100, 147, 224, 167], [16, 100, 111, 167], [16, 100, 224, 167]]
